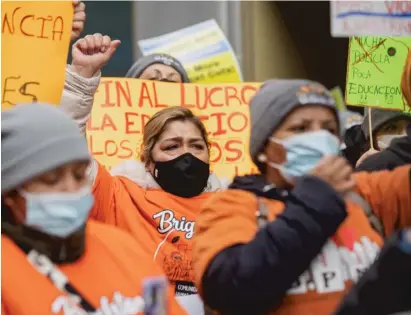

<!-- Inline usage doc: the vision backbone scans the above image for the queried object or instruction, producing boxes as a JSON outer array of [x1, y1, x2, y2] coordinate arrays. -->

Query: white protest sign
[[331, 1, 411, 37]]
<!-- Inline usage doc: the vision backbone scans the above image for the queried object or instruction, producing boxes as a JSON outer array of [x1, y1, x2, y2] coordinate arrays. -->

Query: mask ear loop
[[258, 154, 284, 173]]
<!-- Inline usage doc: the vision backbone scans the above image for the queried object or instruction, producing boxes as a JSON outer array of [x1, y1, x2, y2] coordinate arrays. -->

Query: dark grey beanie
[[249, 79, 339, 171], [362, 108, 411, 140], [1, 103, 91, 193], [126, 53, 190, 83]]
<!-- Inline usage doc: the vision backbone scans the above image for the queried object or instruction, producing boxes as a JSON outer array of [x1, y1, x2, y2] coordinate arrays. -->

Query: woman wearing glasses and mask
[[1, 103, 185, 315]]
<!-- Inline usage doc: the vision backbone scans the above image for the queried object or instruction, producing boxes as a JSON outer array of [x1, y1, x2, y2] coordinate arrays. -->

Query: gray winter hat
[[1, 103, 91, 193], [126, 53, 190, 83], [249, 79, 339, 171], [362, 108, 411, 140], [339, 110, 364, 131]]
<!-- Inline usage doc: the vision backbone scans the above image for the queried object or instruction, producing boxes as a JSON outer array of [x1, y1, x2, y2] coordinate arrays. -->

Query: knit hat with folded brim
[[126, 53, 190, 83], [249, 79, 340, 172], [1, 103, 90, 193], [362, 108, 411, 140], [339, 110, 364, 131]]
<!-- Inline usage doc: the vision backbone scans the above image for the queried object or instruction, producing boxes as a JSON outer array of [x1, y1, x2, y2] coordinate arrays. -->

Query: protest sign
[[87, 79, 261, 179], [346, 36, 411, 113], [138, 20, 243, 83], [1, 0, 73, 109], [331, 1, 411, 37]]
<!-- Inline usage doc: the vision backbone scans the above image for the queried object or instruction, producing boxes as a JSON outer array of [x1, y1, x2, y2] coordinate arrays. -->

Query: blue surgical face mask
[[266, 130, 341, 183], [19, 186, 94, 238]]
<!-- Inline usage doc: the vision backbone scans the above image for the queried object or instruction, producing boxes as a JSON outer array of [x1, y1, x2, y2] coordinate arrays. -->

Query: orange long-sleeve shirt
[[1, 220, 186, 315], [90, 164, 213, 295]]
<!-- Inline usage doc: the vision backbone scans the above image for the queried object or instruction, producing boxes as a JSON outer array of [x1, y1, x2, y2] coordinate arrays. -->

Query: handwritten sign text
[[346, 36, 411, 113], [88, 79, 261, 179], [1, 1, 73, 109]]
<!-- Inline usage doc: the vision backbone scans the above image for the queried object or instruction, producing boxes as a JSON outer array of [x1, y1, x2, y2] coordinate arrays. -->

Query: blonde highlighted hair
[[140, 107, 209, 164]]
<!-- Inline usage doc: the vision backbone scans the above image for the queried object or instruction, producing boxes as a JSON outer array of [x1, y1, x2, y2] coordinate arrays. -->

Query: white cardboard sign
[[331, 1, 411, 37]]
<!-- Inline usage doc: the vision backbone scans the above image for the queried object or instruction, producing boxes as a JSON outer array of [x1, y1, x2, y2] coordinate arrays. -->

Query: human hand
[[71, 33, 121, 78], [71, 0, 86, 41], [310, 155, 356, 197]]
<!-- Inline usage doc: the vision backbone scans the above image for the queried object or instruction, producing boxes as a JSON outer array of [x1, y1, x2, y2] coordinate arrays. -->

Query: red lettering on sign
[[88, 135, 103, 156], [225, 139, 243, 162], [152, 82, 167, 108], [101, 81, 116, 107], [125, 112, 140, 134], [228, 112, 248, 133], [101, 113, 118, 131], [138, 82, 154, 108], [115, 80, 132, 107], [118, 140, 133, 159], [2, 6, 65, 40]]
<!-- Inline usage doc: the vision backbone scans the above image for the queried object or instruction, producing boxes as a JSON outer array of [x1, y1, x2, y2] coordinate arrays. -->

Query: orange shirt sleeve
[[354, 165, 411, 236], [1, 302, 8, 315], [193, 190, 259, 295], [90, 162, 120, 223]]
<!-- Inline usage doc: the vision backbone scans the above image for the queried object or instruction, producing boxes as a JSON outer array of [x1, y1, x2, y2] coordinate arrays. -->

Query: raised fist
[[71, 0, 86, 41], [71, 33, 121, 78]]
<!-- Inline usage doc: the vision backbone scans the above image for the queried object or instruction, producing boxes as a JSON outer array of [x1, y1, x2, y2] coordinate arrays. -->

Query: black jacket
[[202, 175, 347, 315], [342, 125, 367, 167], [356, 129, 411, 172], [334, 231, 411, 315]]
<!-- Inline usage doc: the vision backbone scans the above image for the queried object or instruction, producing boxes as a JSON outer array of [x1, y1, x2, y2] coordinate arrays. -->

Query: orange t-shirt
[[91, 164, 212, 295], [1, 220, 186, 315], [193, 165, 411, 315]]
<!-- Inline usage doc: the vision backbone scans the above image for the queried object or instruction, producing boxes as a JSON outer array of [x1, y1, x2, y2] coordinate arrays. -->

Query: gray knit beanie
[[126, 53, 190, 83], [1, 103, 90, 193], [339, 110, 364, 131], [362, 108, 411, 140], [249, 79, 339, 171]]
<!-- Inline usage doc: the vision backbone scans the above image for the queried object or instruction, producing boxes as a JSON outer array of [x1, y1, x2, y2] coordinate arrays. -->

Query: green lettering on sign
[[346, 36, 411, 113]]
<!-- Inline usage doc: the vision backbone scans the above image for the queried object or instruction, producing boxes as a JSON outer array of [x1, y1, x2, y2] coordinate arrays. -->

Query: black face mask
[[153, 153, 210, 198]]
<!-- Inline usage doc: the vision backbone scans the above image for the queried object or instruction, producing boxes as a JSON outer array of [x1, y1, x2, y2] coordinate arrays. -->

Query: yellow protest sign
[[138, 20, 243, 83], [1, 0, 73, 109], [346, 36, 411, 113], [87, 79, 261, 179]]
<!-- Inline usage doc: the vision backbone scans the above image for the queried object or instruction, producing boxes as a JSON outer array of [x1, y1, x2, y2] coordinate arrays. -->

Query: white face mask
[[19, 186, 94, 238], [377, 134, 405, 150]]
